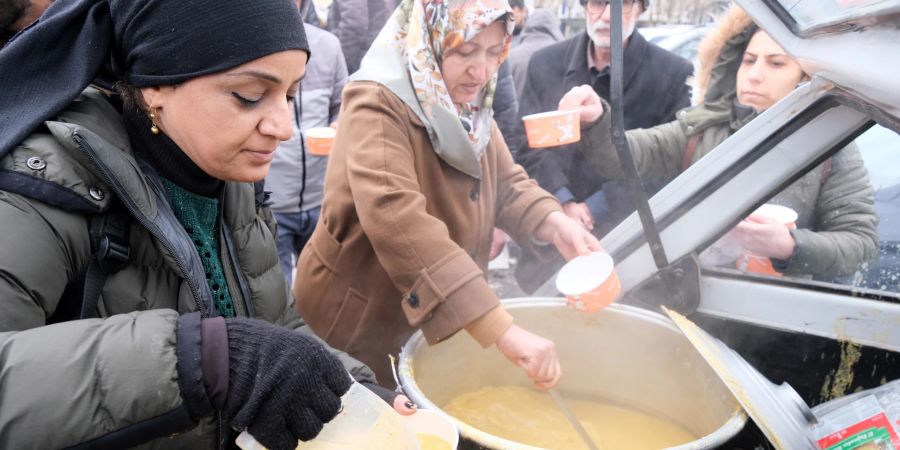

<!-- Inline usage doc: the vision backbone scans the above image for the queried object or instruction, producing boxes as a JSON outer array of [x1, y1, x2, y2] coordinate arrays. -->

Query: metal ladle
[[548, 389, 604, 450]]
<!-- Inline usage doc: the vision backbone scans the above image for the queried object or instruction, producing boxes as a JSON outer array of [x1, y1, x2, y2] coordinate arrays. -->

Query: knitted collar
[[123, 107, 223, 198]]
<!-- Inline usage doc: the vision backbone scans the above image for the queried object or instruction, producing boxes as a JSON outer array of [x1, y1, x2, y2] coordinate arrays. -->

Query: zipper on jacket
[[73, 132, 210, 316], [219, 220, 255, 318]]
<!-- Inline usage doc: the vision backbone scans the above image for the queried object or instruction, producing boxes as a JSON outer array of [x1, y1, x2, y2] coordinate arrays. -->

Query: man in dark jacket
[[512, 0, 692, 292]]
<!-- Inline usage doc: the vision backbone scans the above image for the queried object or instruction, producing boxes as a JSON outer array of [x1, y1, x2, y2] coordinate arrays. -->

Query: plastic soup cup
[[735, 204, 798, 276], [305, 127, 337, 156], [555, 252, 621, 312], [402, 409, 459, 450], [522, 109, 581, 148], [235, 381, 420, 450]]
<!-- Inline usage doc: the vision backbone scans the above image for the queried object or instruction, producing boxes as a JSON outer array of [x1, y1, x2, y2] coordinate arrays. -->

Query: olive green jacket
[[576, 11, 877, 278], [579, 107, 878, 277], [0, 89, 375, 449]]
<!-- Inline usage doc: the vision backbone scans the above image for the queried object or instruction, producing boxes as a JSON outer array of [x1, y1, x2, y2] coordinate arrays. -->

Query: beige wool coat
[[294, 81, 561, 382]]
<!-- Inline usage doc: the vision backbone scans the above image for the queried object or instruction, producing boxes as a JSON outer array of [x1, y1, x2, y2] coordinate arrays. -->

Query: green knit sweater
[[162, 179, 235, 318]]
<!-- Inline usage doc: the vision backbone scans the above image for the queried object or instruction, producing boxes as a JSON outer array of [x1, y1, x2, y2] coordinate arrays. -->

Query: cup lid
[[306, 126, 336, 138], [753, 204, 798, 224], [555, 252, 615, 296]]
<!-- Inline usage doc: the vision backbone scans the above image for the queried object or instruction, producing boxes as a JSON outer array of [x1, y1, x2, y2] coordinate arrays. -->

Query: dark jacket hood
[[520, 9, 563, 44]]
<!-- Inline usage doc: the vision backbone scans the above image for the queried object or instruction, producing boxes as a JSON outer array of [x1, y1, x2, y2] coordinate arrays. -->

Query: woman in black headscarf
[[0, 0, 403, 449]]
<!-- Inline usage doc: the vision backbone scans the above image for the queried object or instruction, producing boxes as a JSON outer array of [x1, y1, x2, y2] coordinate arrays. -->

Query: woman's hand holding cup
[[733, 214, 796, 260], [535, 211, 604, 261], [558, 85, 604, 125]]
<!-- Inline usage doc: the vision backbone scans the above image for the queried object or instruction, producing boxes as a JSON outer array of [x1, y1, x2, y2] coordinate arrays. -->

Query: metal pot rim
[[398, 299, 748, 449]]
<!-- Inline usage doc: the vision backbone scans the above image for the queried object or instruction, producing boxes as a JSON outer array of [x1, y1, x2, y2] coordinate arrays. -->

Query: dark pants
[[274, 207, 320, 288]]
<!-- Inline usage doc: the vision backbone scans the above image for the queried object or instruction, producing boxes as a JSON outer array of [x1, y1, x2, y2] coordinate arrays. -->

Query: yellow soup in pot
[[444, 385, 696, 450]]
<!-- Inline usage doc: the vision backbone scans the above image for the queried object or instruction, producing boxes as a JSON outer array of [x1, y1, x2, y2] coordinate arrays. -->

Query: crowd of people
[[0, 0, 877, 449]]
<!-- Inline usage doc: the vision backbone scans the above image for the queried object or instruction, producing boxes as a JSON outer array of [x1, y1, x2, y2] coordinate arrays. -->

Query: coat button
[[677, 110, 687, 119], [89, 187, 105, 201], [686, 125, 695, 134], [407, 292, 420, 308], [26, 157, 46, 170], [470, 187, 479, 201]]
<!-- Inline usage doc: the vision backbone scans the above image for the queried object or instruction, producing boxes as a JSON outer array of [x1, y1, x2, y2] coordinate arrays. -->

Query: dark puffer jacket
[[0, 89, 375, 449]]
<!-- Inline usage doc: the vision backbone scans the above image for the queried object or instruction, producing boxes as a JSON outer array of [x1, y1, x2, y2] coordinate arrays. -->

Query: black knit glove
[[224, 317, 352, 450]]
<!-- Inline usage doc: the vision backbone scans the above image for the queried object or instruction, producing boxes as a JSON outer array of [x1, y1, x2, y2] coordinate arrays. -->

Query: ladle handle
[[548, 389, 603, 450]]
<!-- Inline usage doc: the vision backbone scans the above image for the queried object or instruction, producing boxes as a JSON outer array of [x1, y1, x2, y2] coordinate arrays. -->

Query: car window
[[774, 0, 898, 32], [698, 124, 900, 295], [838, 125, 900, 291]]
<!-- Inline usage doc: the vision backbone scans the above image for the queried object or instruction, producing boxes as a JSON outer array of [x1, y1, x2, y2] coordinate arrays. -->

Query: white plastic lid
[[555, 252, 615, 296], [306, 127, 336, 138], [753, 204, 798, 225]]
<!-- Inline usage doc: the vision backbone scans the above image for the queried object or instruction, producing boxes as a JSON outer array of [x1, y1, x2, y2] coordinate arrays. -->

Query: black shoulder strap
[[49, 200, 131, 323], [79, 201, 131, 319], [254, 179, 270, 213]]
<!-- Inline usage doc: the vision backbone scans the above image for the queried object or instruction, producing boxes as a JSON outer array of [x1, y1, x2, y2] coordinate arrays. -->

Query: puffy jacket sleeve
[[341, 84, 502, 345], [329, 41, 349, 124], [785, 144, 879, 277], [579, 104, 691, 182], [0, 310, 192, 449], [0, 193, 194, 447]]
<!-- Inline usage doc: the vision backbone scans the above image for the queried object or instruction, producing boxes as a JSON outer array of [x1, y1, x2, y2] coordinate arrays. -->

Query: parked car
[[532, 0, 900, 446], [638, 24, 695, 44], [655, 25, 710, 63]]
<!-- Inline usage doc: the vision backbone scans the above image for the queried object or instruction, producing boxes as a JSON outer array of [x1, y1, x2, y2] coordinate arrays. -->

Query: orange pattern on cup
[[555, 252, 621, 312], [522, 109, 580, 149], [306, 127, 336, 156], [736, 253, 781, 276]]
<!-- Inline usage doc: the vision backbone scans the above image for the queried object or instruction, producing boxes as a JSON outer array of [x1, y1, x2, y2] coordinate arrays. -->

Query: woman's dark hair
[[114, 81, 148, 113], [0, 0, 30, 42]]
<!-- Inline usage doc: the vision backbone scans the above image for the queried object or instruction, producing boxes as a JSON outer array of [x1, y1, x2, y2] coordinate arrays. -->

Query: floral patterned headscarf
[[353, 0, 514, 179]]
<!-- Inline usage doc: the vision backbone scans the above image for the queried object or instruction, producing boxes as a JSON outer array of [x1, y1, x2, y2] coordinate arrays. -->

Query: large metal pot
[[399, 299, 747, 449]]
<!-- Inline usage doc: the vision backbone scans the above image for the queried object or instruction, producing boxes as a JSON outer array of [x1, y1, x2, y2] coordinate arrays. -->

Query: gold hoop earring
[[149, 110, 160, 135]]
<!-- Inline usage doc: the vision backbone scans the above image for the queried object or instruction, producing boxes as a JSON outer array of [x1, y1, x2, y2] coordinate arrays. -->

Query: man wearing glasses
[[511, 0, 693, 292]]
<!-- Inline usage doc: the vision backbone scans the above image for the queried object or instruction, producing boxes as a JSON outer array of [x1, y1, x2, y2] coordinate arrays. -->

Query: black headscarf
[[0, 0, 310, 156]]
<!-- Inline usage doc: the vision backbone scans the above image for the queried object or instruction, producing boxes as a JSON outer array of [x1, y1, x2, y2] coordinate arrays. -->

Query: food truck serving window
[[771, 0, 900, 34]]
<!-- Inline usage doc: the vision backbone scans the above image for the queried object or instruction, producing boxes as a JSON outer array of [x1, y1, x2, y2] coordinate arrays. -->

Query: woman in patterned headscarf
[[295, 0, 601, 389]]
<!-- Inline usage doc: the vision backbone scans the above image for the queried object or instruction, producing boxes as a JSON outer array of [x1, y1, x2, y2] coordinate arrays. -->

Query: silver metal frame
[[531, 1, 900, 352]]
